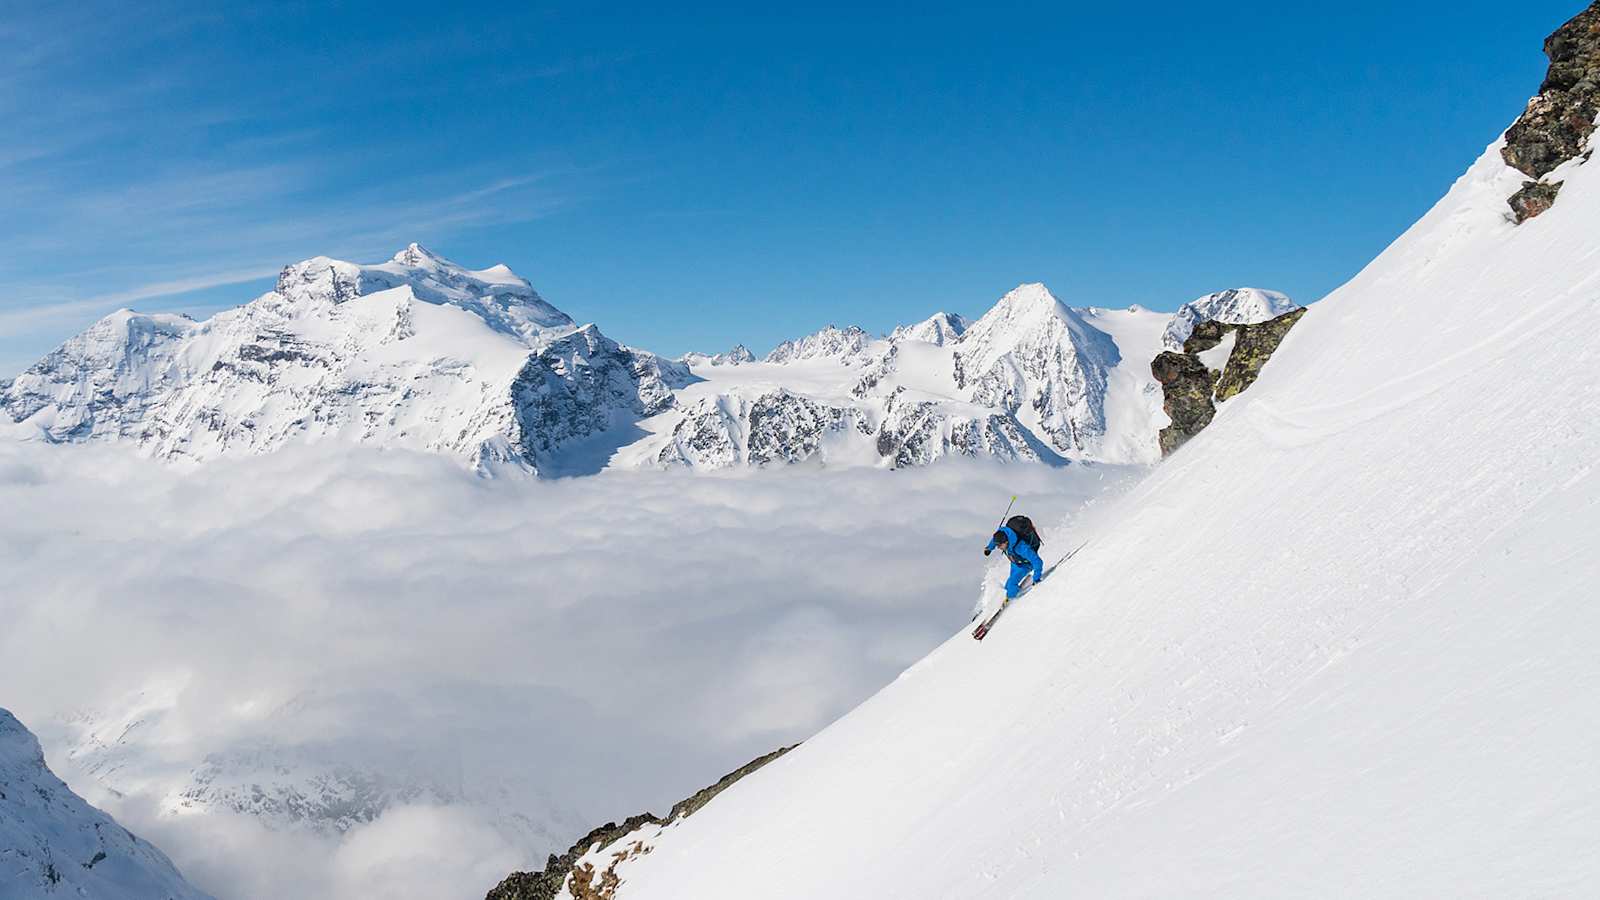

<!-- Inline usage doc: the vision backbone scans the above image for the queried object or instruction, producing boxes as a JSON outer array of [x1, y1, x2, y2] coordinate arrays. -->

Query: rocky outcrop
[[485, 746, 795, 900], [1501, 1, 1600, 221], [1507, 179, 1565, 221], [1213, 307, 1308, 401], [1151, 348, 1218, 455], [1152, 307, 1308, 455]]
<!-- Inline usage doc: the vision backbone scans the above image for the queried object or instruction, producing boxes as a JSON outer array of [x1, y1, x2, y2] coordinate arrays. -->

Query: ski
[[971, 600, 1009, 640]]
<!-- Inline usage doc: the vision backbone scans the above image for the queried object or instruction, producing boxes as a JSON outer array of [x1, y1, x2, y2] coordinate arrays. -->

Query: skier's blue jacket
[[987, 525, 1044, 599]]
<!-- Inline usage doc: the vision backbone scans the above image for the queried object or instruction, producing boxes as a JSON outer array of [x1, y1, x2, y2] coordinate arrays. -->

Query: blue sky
[[0, 0, 1580, 374]]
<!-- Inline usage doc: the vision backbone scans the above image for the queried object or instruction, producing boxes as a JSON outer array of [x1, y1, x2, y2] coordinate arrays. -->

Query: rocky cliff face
[[1502, 1, 1600, 221], [1152, 307, 1308, 455], [484, 746, 795, 900]]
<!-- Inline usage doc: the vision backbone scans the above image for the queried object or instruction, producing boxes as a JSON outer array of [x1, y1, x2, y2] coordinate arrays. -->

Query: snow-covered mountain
[[763, 324, 873, 364], [889, 311, 968, 346], [3, 246, 1294, 471], [0, 244, 686, 474], [1, 707, 212, 900], [679, 345, 754, 367], [1160, 286, 1300, 350], [482, 7, 1600, 896]]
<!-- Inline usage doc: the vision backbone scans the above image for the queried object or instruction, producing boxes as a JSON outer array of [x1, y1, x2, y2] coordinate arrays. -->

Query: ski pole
[[998, 495, 1016, 526]]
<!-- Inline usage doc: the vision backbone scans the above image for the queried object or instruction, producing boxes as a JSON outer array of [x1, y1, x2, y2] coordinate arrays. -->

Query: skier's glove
[[983, 547, 992, 556]]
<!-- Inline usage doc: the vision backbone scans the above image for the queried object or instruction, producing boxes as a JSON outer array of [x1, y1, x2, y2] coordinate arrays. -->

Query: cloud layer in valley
[[0, 443, 1138, 900]]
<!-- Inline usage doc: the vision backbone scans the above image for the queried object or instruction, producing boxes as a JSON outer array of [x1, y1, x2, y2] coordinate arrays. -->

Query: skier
[[985, 518, 1045, 601]]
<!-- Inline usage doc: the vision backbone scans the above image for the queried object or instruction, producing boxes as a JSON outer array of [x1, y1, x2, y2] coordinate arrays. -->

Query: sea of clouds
[[0, 442, 1139, 900]]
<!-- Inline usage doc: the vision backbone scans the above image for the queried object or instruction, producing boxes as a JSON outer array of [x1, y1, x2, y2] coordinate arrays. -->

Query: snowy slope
[[530, 118, 1600, 900], [0, 708, 212, 900]]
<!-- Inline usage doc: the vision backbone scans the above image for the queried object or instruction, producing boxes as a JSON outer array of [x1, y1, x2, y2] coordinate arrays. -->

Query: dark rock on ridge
[[1152, 308, 1308, 456], [485, 745, 796, 900], [1501, 2, 1600, 221], [1508, 179, 1565, 223]]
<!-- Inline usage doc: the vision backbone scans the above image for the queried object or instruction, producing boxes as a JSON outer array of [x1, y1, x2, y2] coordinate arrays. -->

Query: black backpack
[[1005, 515, 1043, 552]]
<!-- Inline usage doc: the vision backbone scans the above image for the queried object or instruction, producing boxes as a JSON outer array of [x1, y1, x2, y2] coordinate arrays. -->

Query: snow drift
[[512, 40, 1600, 900]]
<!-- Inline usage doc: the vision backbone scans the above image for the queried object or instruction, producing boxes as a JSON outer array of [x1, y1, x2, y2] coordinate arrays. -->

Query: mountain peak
[[890, 311, 969, 346], [765, 324, 872, 364], [1162, 287, 1298, 350], [392, 242, 442, 267]]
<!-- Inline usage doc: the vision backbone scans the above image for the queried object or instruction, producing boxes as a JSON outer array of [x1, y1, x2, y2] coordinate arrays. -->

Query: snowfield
[[537, 139, 1600, 898]]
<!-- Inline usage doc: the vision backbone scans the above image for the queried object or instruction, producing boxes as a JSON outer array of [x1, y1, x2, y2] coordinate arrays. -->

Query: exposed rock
[[1152, 347, 1219, 456], [1501, 2, 1600, 217], [485, 746, 795, 900], [1153, 308, 1308, 455], [1508, 179, 1565, 222], [1214, 307, 1308, 401]]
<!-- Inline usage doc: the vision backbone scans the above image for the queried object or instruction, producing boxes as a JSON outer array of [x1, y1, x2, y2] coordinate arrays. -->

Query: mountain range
[[1, 250, 1298, 474]]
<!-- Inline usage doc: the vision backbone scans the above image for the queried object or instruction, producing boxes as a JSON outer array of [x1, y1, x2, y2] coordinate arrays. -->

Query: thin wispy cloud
[[0, 266, 282, 334], [0, 4, 594, 371]]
